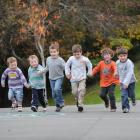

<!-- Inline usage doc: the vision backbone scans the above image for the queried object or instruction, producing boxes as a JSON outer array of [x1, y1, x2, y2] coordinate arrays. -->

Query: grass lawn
[[48, 62, 140, 106]]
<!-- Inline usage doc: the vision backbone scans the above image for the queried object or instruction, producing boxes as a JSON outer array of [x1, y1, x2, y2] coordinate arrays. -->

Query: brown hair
[[101, 48, 114, 57], [7, 57, 17, 66], [116, 47, 128, 56], [49, 42, 59, 51], [72, 44, 82, 53], [28, 55, 39, 63]]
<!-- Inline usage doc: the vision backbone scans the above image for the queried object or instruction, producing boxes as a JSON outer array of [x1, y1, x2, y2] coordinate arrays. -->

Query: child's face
[[73, 51, 82, 59], [49, 49, 59, 58], [9, 61, 17, 69], [29, 58, 38, 68], [103, 53, 112, 62], [118, 54, 128, 62]]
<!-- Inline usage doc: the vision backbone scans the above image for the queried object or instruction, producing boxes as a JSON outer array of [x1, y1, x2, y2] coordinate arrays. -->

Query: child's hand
[[87, 71, 93, 77], [66, 74, 71, 80], [123, 84, 128, 89], [1, 83, 5, 87], [24, 83, 30, 89]]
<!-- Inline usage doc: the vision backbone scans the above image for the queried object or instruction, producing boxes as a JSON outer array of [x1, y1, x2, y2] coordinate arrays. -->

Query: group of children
[[1, 43, 136, 113]]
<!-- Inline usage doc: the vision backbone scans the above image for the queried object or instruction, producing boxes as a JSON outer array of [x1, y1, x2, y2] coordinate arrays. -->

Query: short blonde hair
[[28, 55, 39, 62], [72, 44, 82, 53], [7, 57, 17, 66]]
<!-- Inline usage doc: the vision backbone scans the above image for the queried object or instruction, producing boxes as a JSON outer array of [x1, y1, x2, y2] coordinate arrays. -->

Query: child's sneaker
[[132, 101, 136, 106], [31, 106, 38, 112], [11, 101, 17, 109], [17, 106, 22, 112], [110, 109, 116, 112], [78, 106, 83, 112], [123, 108, 129, 113], [55, 106, 61, 112], [43, 108, 47, 112]]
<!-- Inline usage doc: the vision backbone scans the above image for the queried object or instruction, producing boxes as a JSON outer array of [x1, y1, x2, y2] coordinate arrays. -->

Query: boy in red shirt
[[92, 48, 119, 112]]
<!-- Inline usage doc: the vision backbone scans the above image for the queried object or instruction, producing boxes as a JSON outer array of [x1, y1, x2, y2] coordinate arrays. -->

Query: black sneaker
[[55, 107, 61, 112], [78, 106, 83, 112], [132, 101, 136, 106], [105, 102, 109, 108], [31, 106, 38, 112]]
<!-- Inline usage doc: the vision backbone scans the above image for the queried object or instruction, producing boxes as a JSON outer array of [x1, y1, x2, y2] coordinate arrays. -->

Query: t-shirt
[[92, 60, 119, 87]]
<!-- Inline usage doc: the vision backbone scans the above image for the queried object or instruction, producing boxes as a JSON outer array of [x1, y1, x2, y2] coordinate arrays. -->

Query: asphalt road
[[0, 102, 140, 140]]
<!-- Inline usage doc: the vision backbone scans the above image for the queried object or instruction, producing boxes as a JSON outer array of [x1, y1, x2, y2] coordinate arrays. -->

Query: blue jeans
[[8, 88, 23, 102], [121, 82, 135, 110], [50, 78, 64, 107]]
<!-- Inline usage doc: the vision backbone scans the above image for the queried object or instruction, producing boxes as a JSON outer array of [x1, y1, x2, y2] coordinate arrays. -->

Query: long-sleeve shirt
[[65, 56, 92, 82], [92, 60, 119, 87], [1, 67, 27, 89], [116, 59, 136, 86], [28, 64, 45, 89], [46, 56, 65, 80]]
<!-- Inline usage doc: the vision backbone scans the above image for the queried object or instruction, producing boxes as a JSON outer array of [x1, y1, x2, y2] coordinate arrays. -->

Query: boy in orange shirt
[[92, 48, 119, 112]]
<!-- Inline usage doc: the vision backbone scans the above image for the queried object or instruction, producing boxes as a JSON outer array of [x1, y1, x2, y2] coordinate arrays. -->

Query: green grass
[[48, 62, 140, 106]]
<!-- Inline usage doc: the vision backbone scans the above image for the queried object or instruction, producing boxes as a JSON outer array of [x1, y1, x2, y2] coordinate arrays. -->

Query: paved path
[[0, 102, 140, 140]]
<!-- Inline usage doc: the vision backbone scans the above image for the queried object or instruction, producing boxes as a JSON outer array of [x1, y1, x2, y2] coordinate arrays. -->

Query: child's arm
[[65, 58, 72, 79], [92, 62, 101, 76], [1, 69, 8, 87], [85, 58, 93, 77], [60, 58, 66, 70], [18, 69, 29, 88], [123, 61, 134, 88], [37, 66, 48, 75]]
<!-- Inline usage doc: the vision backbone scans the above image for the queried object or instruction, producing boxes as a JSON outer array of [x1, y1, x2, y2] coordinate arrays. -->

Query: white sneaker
[[43, 108, 47, 112], [17, 106, 22, 112], [11, 101, 17, 109]]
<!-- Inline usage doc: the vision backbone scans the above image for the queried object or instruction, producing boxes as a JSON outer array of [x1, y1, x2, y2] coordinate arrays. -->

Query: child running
[[116, 47, 136, 113], [38, 42, 65, 112], [65, 44, 92, 112], [92, 48, 119, 112], [1, 57, 29, 112], [28, 55, 47, 112]]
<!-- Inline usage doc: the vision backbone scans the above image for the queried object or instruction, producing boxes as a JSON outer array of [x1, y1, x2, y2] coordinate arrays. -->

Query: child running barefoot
[[65, 44, 92, 112], [1, 57, 29, 112], [92, 48, 119, 112]]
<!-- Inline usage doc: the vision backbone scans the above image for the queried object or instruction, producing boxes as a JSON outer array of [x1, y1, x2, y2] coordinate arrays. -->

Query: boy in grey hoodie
[[116, 47, 136, 113]]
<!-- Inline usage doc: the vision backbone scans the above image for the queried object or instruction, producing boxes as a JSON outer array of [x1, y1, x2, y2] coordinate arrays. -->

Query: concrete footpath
[[0, 102, 140, 140]]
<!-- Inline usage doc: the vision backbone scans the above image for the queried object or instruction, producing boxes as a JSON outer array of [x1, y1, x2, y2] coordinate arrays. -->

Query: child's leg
[[77, 79, 86, 107], [53, 78, 64, 107], [8, 89, 16, 108], [31, 88, 39, 112], [128, 82, 136, 105], [15, 88, 23, 112], [108, 84, 116, 110], [50, 80, 57, 104], [100, 87, 109, 108], [121, 84, 130, 110], [71, 82, 78, 104], [38, 89, 47, 108]]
